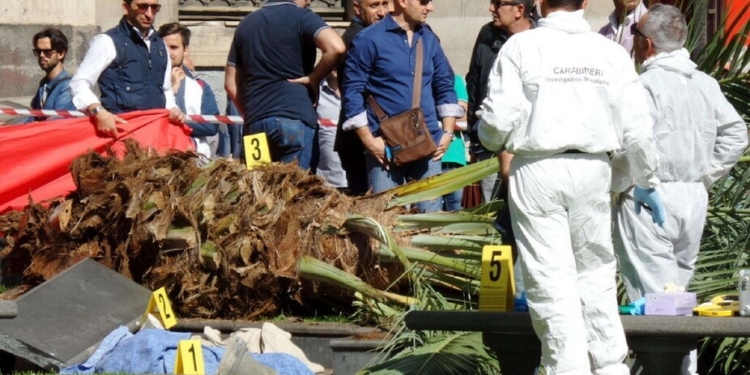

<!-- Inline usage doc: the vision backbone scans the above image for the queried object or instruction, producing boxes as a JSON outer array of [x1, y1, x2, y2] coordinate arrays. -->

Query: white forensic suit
[[612, 48, 748, 374], [478, 10, 661, 375]]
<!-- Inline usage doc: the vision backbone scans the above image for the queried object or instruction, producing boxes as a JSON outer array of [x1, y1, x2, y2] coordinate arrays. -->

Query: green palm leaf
[[358, 332, 498, 375]]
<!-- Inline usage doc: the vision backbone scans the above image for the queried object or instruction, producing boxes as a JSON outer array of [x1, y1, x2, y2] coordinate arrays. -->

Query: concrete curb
[[0, 301, 17, 319]]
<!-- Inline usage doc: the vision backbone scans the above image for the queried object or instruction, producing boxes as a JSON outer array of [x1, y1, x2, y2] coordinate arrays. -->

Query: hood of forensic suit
[[641, 48, 697, 77], [538, 10, 591, 34]]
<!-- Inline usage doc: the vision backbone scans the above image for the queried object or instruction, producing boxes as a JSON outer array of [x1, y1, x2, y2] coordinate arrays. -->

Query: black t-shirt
[[227, 0, 329, 128], [466, 22, 508, 134]]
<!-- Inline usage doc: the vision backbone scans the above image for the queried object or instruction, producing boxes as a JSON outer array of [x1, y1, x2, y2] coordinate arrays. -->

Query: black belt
[[562, 149, 613, 159]]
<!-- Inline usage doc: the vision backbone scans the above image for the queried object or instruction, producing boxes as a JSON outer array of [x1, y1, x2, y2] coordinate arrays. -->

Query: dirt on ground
[[0, 141, 406, 319]]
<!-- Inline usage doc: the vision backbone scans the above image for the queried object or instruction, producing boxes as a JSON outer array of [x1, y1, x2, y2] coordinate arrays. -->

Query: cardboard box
[[645, 292, 697, 316]]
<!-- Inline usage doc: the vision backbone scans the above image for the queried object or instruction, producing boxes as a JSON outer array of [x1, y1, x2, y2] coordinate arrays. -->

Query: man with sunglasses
[[466, 0, 538, 303], [614, 5, 747, 374], [29, 28, 75, 121], [466, 0, 538, 205], [342, 0, 464, 212], [598, 0, 647, 54], [477, 0, 665, 372], [70, 0, 184, 137]]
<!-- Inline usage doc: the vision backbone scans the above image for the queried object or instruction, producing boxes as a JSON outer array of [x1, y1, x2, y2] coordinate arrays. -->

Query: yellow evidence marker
[[144, 287, 178, 329], [479, 245, 515, 311], [243, 133, 271, 169], [174, 339, 205, 375]]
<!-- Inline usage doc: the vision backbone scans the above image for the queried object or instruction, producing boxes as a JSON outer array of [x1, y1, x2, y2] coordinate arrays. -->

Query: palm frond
[[357, 332, 499, 375], [385, 158, 499, 209]]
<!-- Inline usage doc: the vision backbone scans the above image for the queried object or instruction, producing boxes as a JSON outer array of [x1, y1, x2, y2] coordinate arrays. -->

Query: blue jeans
[[442, 162, 464, 211], [366, 153, 442, 213], [475, 151, 501, 203], [245, 116, 318, 171]]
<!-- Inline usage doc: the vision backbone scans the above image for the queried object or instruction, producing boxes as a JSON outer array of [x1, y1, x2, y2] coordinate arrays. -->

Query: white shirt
[[70, 27, 176, 111], [180, 71, 213, 159], [478, 10, 660, 190], [598, 2, 648, 54]]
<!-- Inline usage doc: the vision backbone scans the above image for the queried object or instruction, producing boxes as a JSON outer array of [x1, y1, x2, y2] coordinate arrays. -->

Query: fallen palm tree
[[0, 141, 414, 319], [0, 141, 500, 321]]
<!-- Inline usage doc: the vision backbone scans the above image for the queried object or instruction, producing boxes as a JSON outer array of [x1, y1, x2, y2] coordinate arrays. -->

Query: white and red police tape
[[0, 108, 244, 124]]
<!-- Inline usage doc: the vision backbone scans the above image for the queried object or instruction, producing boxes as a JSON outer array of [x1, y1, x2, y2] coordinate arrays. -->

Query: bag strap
[[368, 36, 425, 119], [367, 95, 388, 121], [47, 76, 72, 96], [412, 38, 423, 109]]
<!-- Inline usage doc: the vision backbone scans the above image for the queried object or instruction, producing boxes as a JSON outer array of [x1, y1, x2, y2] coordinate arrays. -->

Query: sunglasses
[[32, 48, 57, 57], [418, 0, 433, 5], [133, 3, 162, 13], [630, 22, 647, 38], [492, 0, 521, 8]]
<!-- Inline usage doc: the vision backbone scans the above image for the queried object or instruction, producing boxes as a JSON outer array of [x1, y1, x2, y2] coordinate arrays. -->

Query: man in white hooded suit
[[477, 0, 668, 372], [614, 4, 748, 374]]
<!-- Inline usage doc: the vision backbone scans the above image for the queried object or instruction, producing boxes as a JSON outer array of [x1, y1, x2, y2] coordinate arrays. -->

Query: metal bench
[[0, 301, 16, 319], [405, 311, 750, 375]]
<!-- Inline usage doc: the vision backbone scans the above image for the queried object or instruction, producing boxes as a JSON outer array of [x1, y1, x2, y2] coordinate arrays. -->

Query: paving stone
[[0, 258, 152, 370], [330, 338, 388, 375], [0, 301, 17, 319]]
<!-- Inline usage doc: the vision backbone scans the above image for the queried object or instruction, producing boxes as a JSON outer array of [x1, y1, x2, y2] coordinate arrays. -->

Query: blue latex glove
[[514, 291, 529, 312], [630, 297, 646, 315], [633, 186, 666, 227]]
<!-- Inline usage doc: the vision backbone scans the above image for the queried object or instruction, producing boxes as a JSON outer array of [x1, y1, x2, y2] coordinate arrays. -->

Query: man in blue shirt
[[224, 0, 346, 171], [30, 28, 75, 121], [342, 0, 463, 212]]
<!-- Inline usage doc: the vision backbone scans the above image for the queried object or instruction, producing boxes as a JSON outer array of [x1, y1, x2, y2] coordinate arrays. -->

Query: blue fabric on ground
[[61, 328, 224, 374], [60, 326, 132, 374], [252, 353, 314, 375], [61, 328, 315, 375]]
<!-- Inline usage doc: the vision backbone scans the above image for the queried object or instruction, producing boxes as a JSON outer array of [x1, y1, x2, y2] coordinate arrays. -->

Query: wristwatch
[[444, 132, 455, 140], [89, 105, 105, 116]]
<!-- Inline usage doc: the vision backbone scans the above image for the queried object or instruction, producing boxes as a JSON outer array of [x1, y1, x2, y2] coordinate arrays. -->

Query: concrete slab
[[406, 311, 750, 375], [0, 258, 152, 370], [330, 338, 388, 375]]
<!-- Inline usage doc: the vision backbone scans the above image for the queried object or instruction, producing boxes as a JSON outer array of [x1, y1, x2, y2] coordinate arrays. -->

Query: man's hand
[[288, 76, 320, 107], [365, 136, 388, 168], [633, 186, 666, 227], [499, 151, 513, 186], [94, 109, 126, 138], [168, 107, 185, 124], [171, 66, 185, 93], [433, 132, 453, 161]]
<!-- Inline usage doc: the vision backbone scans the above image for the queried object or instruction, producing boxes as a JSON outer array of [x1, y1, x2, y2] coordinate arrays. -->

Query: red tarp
[[0, 110, 194, 213], [726, 0, 750, 46]]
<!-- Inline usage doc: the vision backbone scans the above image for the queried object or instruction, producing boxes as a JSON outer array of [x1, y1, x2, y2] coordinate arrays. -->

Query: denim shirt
[[30, 69, 75, 111], [342, 14, 463, 145]]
